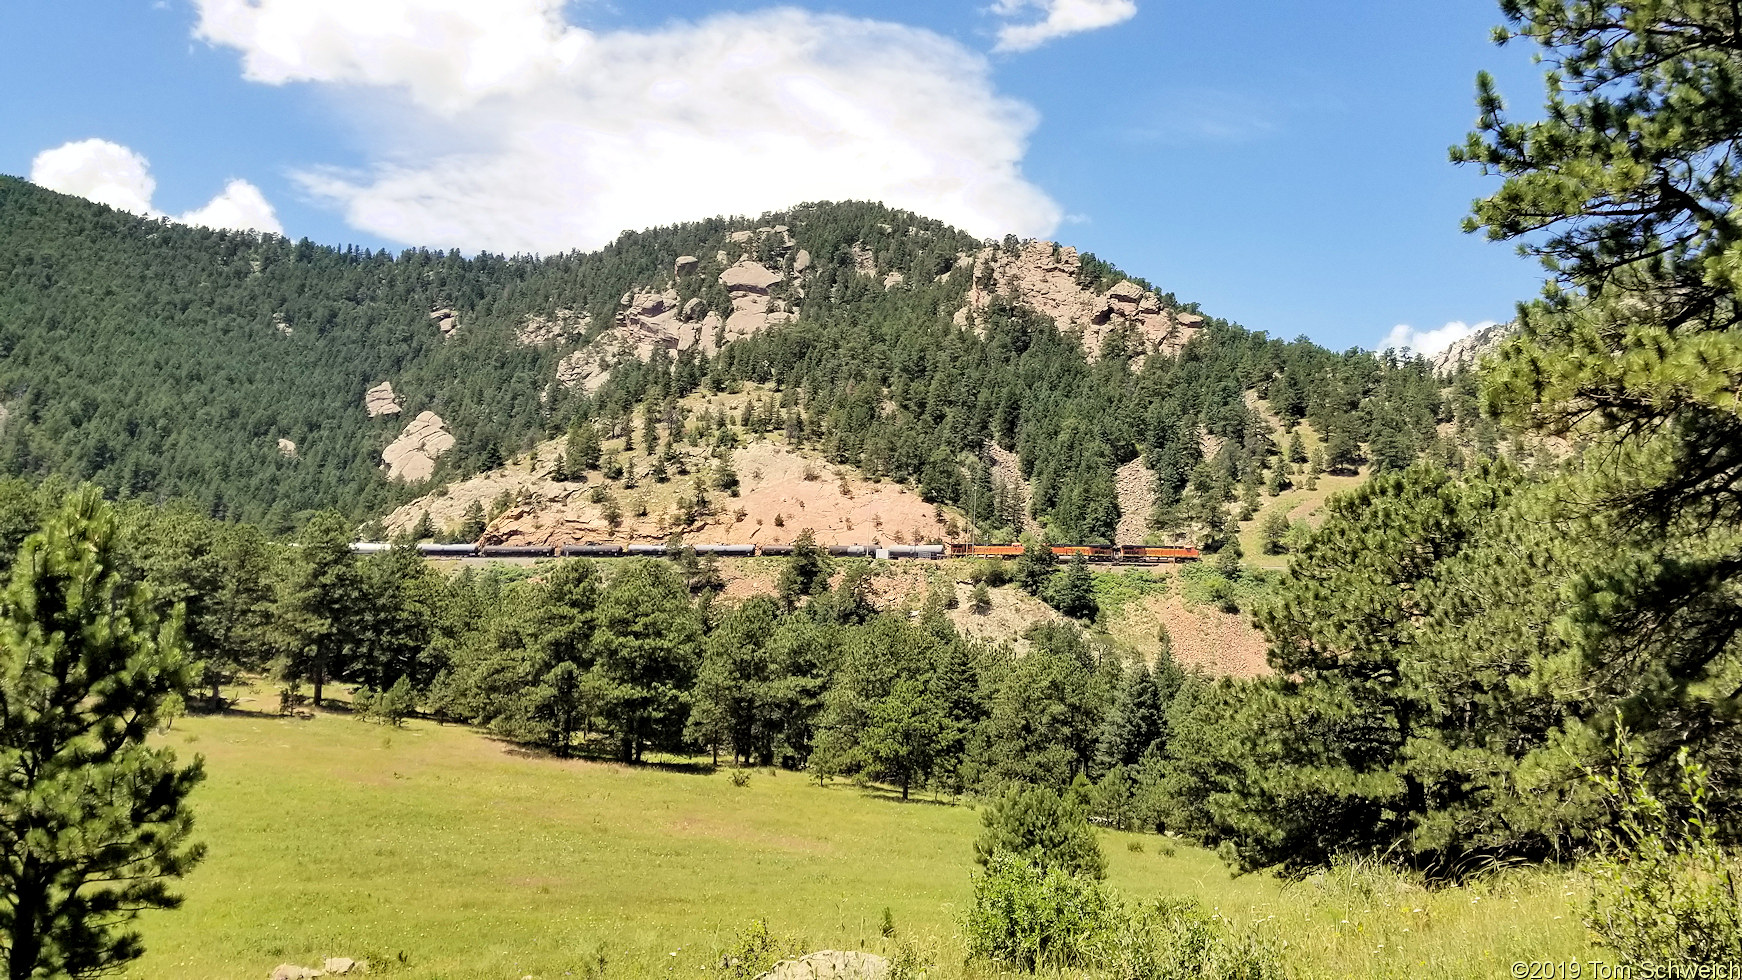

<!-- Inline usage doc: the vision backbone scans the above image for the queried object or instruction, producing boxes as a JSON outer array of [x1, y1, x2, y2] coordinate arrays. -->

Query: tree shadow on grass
[[485, 737, 718, 775]]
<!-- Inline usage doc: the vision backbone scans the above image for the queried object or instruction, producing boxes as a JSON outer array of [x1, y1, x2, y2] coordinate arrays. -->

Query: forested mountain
[[0, 175, 1493, 540]]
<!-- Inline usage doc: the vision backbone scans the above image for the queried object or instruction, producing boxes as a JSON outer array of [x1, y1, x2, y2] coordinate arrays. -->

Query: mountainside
[[0, 175, 1497, 543]]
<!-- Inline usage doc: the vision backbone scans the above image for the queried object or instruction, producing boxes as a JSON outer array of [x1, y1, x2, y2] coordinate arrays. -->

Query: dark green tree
[[1014, 535, 1055, 596], [1048, 553, 1097, 620], [776, 529, 832, 609], [593, 560, 702, 762], [279, 512, 365, 706], [0, 488, 206, 979], [973, 785, 1106, 880], [567, 424, 602, 474]]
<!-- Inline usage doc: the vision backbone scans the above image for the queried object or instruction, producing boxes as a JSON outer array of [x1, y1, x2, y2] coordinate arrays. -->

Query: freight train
[[350, 542, 1200, 562]]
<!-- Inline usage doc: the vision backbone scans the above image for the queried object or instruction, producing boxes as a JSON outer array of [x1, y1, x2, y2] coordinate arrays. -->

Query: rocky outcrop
[[720, 260, 782, 293], [277, 438, 297, 458], [266, 958, 362, 980], [517, 309, 590, 346], [1429, 322, 1510, 375], [550, 229, 802, 393], [960, 241, 1200, 364], [719, 258, 791, 343], [757, 951, 888, 980], [365, 381, 402, 417], [430, 307, 459, 338], [382, 411, 455, 482], [272, 313, 293, 336]]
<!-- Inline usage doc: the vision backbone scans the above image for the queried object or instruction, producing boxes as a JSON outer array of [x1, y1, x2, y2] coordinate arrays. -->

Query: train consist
[[351, 542, 1200, 562]]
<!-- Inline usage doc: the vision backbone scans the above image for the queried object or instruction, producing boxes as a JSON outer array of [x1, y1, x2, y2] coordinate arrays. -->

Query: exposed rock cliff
[[382, 411, 455, 482], [958, 240, 1201, 364]]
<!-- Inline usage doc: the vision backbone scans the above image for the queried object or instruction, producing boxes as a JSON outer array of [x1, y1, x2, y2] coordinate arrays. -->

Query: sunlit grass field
[[127, 689, 1599, 980]]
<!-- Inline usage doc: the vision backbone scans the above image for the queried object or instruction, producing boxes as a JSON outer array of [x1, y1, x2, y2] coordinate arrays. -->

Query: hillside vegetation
[[0, 178, 1493, 549]]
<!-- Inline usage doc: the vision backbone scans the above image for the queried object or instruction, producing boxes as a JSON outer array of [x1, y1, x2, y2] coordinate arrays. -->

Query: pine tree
[[1014, 535, 1054, 596], [0, 488, 206, 978], [567, 424, 601, 473], [280, 511, 364, 707], [592, 560, 701, 763], [411, 510, 436, 542], [776, 530, 832, 608], [458, 500, 486, 541], [1287, 430, 1308, 465], [1259, 512, 1290, 554], [1093, 661, 1164, 774], [1457, 0, 1742, 798], [1049, 552, 1097, 620], [973, 785, 1106, 880]]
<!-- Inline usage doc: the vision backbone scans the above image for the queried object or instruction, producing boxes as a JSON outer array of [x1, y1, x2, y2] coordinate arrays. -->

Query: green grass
[[127, 688, 1597, 980], [1090, 569, 1171, 623]]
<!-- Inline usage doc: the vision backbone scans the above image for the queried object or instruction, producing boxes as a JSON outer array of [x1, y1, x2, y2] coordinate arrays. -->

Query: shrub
[[963, 856, 1117, 971], [717, 919, 804, 980], [970, 582, 992, 614], [972, 558, 1012, 587], [1585, 744, 1742, 965], [975, 785, 1107, 880], [1104, 898, 1290, 980], [730, 769, 751, 788]]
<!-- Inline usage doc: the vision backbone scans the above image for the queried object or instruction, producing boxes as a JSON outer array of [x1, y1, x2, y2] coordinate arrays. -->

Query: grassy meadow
[[129, 689, 1599, 980]]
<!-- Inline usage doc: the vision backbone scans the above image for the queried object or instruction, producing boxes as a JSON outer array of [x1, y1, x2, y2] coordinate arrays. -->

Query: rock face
[[554, 240, 799, 392], [1429, 322, 1510, 375], [757, 951, 889, 980], [365, 381, 402, 417], [430, 307, 460, 338], [383, 411, 455, 482], [960, 241, 1200, 364], [517, 308, 591, 346]]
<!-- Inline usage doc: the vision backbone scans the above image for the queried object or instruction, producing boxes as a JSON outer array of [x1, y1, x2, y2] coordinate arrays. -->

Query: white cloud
[[993, 0, 1138, 53], [178, 179, 285, 235], [191, 0, 1061, 254], [29, 138, 283, 235], [30, 139, 157, 214], [1380, 320, 1494, 357]]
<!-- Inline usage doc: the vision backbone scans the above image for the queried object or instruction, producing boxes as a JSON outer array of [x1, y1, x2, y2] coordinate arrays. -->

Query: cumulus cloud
[[29, 138, 283, 234], [191, 0, 1061, 254], [29, 139, 157, 214], [993, 0, 1138, 52], [177, 179, 285, 234], [1380, 320, 1494, 357]]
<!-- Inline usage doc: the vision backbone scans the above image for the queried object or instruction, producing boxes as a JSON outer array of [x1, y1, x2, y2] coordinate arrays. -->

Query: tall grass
[[130, 688, 1594, 979]]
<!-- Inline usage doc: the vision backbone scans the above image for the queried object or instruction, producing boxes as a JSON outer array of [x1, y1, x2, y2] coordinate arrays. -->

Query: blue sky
[[0, 1, 1546, 353]]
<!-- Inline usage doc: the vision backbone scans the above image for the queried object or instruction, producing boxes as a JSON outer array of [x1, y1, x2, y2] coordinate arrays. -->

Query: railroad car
[[945, 543, 1024, 557], [694, 544, 755, 556], [1051, 544, 1115, 558], [1117, 546, 1201, 562], [759, 544, 794, 556], [417, 543, 478, 557], [478, 545, 554, 558], [561, 544, 623, 557], [626, 544, 667, 556]]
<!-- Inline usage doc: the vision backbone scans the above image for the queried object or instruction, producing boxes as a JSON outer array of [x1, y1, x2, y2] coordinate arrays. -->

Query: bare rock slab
[[365, 381, 402, 417], [382, 411, 456, 482], [759, 951, 889, 980]]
